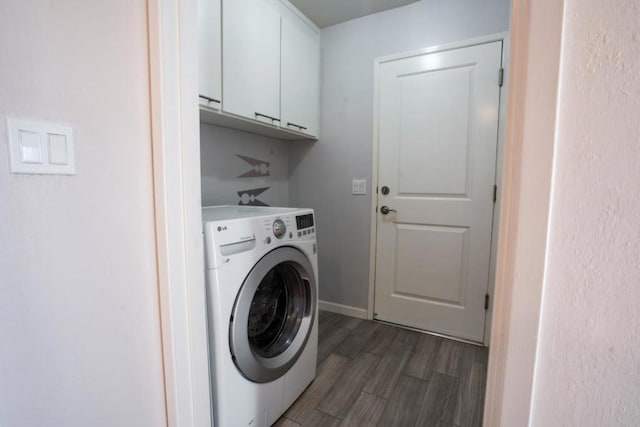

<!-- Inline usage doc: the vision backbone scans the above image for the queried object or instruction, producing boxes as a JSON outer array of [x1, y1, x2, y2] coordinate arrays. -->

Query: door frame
[[147, 0, 212, 426], [149, 0, 565, 425], [367, 32, 509, 346], [483, 1, 564, 425]]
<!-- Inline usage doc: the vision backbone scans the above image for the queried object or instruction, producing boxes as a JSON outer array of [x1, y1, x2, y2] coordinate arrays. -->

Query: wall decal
[[200, 125, 288, 206], [238, 187, 270, 206], [236, 154, 270, 178]]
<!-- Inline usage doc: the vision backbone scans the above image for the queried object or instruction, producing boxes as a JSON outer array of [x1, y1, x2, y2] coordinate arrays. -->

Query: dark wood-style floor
[[275, 311, 488, 427]]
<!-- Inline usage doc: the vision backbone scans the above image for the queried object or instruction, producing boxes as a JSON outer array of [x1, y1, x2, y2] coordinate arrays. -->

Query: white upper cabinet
[[199, 0, 320, 140], [223, 0, 282, 125], [198, 0, 222, 108], [280, 5, 320, 138]]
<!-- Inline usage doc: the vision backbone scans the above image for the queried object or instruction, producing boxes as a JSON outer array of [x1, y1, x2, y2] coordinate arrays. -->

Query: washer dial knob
[[272, 219, 286, 239]]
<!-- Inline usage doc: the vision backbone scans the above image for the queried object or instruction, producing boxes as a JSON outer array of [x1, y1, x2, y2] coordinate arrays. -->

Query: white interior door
[[374, 41, 503, 342]]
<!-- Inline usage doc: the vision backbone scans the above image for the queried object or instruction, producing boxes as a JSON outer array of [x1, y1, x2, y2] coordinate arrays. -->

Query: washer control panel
[[272, 219, 286, 239], [294, 213, 315, 238], [202, 207, 316, 268], [260, 212, 316, 245]]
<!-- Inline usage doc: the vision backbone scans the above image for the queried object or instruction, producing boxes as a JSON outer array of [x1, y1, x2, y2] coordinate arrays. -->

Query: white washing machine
[[202, 206, 318, 427]]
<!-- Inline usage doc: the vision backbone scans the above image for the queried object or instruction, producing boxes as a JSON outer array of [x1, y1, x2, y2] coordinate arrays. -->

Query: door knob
[[380, 206, 397, 215]]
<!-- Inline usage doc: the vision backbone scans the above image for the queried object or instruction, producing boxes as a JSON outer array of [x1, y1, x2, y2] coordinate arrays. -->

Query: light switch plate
[[352, 179, 367, 195], [7, 117, 76, 175]]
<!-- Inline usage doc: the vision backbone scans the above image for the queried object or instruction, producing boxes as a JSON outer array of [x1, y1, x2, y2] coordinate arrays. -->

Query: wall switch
[[19, 130, 43, 164], [48, 133, 69, 165], [7, 118, 75, 175], [352, 179, 367, 195]]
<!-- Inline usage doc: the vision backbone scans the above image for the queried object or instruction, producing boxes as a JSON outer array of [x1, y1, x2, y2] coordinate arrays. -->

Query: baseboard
[[318, 300, 368, 319]]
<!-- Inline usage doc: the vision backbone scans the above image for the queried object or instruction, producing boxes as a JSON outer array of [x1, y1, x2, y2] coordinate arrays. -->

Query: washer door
[[230, 246, 317, 383]]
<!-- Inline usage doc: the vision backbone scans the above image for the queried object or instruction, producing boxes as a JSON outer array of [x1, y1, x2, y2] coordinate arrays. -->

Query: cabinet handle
[[255, 112, 280, 123], [286, 122, 307, 131], [199, 94, 221, 104]]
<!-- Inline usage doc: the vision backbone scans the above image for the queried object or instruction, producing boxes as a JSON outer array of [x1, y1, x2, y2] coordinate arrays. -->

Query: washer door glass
[[230, 247, 317, 383], [248, 263, 306, 358]]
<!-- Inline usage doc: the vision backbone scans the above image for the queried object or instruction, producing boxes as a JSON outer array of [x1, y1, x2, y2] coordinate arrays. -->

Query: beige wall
[[531, 0, 640, 423], [0, 1, 166, 426]]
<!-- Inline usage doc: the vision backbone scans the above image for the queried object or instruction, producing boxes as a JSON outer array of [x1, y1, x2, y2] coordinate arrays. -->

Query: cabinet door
[[198, 0, 222, 108], [223, 0, 281, 124], [280, 9, 320, 137]]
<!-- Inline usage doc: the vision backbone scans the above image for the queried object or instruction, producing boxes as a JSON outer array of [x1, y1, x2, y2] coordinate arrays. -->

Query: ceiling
[[288, 0, 420, 28]]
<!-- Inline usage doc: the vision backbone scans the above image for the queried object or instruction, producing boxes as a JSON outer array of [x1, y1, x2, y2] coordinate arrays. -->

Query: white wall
[[201, 124, 290, 207], [531, 0, 640, 424], [0, 1, 166, 426], [289, 0, 511, 308]]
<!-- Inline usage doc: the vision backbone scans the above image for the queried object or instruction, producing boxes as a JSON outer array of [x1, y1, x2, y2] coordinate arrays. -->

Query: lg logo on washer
[[217, 226, 228, 232]]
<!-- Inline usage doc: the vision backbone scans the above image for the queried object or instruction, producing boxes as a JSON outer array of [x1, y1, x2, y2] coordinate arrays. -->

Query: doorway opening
[[149, 0, 564, 425]]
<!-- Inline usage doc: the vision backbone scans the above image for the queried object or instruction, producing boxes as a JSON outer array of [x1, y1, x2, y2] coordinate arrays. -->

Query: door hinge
[[485, 294, 490, 310], [498, 68, 504, 87], [376, 186, 379, 194], [493, 185, 498, 203]]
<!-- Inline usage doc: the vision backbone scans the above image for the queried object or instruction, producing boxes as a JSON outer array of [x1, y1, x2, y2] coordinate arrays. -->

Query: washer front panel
[[229, 246, 317, 383]]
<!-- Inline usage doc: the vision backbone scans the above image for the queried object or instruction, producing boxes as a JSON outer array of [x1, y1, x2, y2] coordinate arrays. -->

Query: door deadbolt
[[380, 206, 397, 215], [381, 186, 390, 195]]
